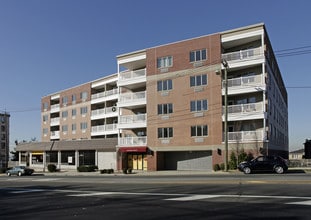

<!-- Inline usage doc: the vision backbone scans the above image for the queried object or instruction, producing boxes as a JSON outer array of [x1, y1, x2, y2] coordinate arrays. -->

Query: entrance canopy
[[119, 147, 147, 153]]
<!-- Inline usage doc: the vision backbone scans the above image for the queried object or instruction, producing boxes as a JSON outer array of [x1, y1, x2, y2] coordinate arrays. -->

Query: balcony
[[91, 124, 118, 136], [223, 74, 265, 95], [50, 131, 60, 139], [222, 47, 264, 68], [119, 136, 147, 147], [118, 91, 146, 108], [50, 104, 60, 113], [118, 69, 146, 89], [50, 117, 60, 126], [223, 102, 265, 121], [118, 114, 147, 129], [91, 88, 118, 104], [227, 130, 264, 142], [91, 106, 118, 120]]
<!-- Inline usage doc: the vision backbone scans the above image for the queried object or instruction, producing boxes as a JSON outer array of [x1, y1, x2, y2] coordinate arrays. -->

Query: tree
[[229, 151, 237, 170]]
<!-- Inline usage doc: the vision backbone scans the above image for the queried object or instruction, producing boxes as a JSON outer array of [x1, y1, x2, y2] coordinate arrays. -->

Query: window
[[157, 79, 172, 91], [62, 96, 68, 106], [191, 125, 208, 137], [72, 124, 76, 132], [43, 102, 48, 110], [158, 127, 173, 138], [62, 125, 68, 132], [158, 103, 173, 115], [72, 94, 76, 104], [190, 74, 207, 87], [190, 100, 208, 112], [43, 128, 48, 135], [72, 109, 77, 117], [80, 91, 88, 101], [62, 111, 68, 118], [80, 122, 88, 130], [43, 115, 48, 122], [190, 49, 207, 62], [157, 56, 173, 68], [80, 107, 88, 115]]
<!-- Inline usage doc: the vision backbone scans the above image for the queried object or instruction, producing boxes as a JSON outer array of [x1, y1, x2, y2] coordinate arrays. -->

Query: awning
[[119, 147, 148, 153]]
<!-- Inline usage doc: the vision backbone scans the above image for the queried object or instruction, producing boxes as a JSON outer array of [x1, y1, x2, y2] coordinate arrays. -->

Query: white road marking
[[11, 189, 46, 194], [32, 178, 61, 182], [286, 200, 311, 206], [166, 195, 221, 201]]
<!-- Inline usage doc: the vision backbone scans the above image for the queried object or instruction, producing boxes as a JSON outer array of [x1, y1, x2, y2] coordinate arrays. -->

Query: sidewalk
[[37, 169, 238, 176]]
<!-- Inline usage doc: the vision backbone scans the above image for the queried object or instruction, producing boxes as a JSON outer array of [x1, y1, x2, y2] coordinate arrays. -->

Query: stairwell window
[[190, 49, 207, 62], [157, 56, 173, 68]]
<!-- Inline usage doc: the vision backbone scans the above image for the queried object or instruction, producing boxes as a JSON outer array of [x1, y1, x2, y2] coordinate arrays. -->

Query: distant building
[[289, 149, 304, 160], [0, 112, 10, 168], [16, 23, 288, 171]]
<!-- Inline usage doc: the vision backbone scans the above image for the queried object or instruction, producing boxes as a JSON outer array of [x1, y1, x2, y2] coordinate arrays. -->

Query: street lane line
[[286, 200, 311, 206], [10, 189, 46, 194], [166, 195, 221, 201]]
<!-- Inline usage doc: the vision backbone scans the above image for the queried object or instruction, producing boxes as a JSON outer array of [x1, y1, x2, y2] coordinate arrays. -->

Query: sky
[[0, 0, 310, 151]]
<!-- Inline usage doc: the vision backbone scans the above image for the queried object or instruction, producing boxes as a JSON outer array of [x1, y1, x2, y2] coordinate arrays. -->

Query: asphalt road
[[1, 172, 311, 220]]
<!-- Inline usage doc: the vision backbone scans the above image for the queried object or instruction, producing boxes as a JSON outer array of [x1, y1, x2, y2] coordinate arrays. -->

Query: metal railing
[[119, 69, 146, 81], [119, 91, 146, 103], [222, 47, 262, 62], [119, 114, 146, 124], [224, 75, 263, 88], [227, 130, 263, 142], [91, 124, 118, 133], [91, 88, 118, 100], [225, 102, 263, 114], [119, 136, 147, 146]]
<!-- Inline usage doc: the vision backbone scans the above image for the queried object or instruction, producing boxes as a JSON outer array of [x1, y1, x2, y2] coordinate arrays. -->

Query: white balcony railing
[[91, 124, 118, 133], [227, 130, 264, 142], [119, 136, 147, 146], [119, 91, 146, 104], [91, 106, 117, 117], [50, 104, 60, 112], [50, 117, 60, 125], [225, 102, 263, 115], [50, 131, 60, 139], [119, 69, 146, 81], [91, 88, 118, 100], [222, 47, 263, 62], [119, 114, 146, 124], [224, 75, 263, 88]]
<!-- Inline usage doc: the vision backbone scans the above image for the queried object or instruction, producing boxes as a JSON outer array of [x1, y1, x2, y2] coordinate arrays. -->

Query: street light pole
[[222, 59, 229, 172]]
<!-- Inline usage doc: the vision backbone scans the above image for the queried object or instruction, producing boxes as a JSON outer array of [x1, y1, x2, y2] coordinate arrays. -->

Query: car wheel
[[18, 172, 22, 176], [7, 172, 11, 176], [275, 166, 284, 174], [243, 167, 251, 174]]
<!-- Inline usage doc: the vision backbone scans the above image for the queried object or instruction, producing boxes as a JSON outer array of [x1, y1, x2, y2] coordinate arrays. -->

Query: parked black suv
[[238, 156, 288, 174]]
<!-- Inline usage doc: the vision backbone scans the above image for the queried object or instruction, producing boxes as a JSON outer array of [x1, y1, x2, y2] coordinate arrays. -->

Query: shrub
[[77, 165, 98, 172], [108, 169, 114, 174], [47, 164, 57, 172], [100, 169, 107, 174], [127, 168, 132, 174], [213, 164, 220, 171]]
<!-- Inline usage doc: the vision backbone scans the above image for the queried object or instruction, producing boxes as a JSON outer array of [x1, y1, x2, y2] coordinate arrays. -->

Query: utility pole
[[222, 59, 229, 172]]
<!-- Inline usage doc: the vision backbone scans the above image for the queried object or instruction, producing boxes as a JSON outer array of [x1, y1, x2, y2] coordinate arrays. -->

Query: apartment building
[[17, 23, 288, 171], [0, 112, 10, 168]]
